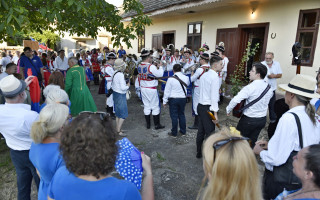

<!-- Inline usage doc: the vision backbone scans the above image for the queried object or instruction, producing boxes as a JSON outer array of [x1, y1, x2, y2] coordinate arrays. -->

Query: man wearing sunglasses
[[196, 55, 223, 158], [226, 63, 273, 147]]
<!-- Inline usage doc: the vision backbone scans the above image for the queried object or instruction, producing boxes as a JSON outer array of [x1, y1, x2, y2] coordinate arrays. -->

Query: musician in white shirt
[[253, 74, 320, 200], [101, 52, 116, 118], [196, 55, 223, 158], [261, 52, 282, 123], [189, 53, 210, 130], [180, 49, 194, 101], [163, 64, 190, 137], [138, 49, 165, 130], [161, 48, 174, 93], [226, 63, 273, 146]]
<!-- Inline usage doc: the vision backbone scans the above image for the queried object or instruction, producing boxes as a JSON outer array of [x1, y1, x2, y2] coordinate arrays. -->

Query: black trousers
[[263, 169, 301, 200], [196, 104, 215, 154], [236, 115, 266, 147]]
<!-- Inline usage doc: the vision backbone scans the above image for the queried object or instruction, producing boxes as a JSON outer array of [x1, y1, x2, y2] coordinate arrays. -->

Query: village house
[[123, 0, 320, 88]]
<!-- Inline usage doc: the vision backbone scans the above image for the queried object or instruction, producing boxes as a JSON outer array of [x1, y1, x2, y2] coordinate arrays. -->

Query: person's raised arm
[[141, 152, 154, 200]]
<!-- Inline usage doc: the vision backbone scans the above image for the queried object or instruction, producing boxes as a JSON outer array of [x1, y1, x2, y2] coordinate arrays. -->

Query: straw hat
[[114, 59, 126, 71], [0, 75, 27, 98], [279, 74, 320, 99]]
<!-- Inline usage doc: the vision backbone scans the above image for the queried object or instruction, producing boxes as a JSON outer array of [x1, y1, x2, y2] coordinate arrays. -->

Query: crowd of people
[[0, 41, 319, 200]]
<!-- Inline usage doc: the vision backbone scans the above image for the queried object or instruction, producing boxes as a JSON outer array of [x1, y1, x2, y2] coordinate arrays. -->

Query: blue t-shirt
[[19, 55, 43, 78], [29, 142, 64, 200], [48, 166, 141, 200], [117, 49, 126, 58]]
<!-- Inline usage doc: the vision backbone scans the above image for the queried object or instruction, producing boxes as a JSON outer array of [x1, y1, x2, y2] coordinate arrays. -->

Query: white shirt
[[101, 63, 114, 81], [226, 80, 273, 118], [161, 55, 174, 71], [199, 69, 220, 112], [112, 71, 129, 94], [222, 56, 229, 72], [12, 56, 19, 65], [55, 56, 69, 71], [261, 60, 282, 91], [0, 103, 39, 150], [0, 57, 11, 71], [191, 64, 210, 86], [163, 72, 190, 104], [260, 106, 320, 171], [139, 62, 164, 88], [181, 58, 195, 75]]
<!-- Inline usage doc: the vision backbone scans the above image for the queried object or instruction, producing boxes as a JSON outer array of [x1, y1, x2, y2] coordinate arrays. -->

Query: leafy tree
[[29, 30, 60, 49], [0, 0, 151, 48]]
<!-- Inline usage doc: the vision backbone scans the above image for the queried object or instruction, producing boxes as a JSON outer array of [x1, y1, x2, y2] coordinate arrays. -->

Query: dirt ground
[[0, 82, 269, 200]]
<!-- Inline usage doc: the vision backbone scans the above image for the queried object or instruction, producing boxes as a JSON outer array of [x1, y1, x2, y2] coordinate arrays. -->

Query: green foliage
[[0, 0, 151, 48], [230, 42, 260, 96], [29, 30, 60, 49]]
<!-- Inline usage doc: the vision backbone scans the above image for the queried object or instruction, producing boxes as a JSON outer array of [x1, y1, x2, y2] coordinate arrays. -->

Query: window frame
[[138, 29, 145, 53], [294, 8, 320, 66], [186, 21, 203, 51]]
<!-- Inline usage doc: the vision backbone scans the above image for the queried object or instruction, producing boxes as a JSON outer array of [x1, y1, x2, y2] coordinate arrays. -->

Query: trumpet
[[207, 110, 221, 129], [184, 63, 200, 73]]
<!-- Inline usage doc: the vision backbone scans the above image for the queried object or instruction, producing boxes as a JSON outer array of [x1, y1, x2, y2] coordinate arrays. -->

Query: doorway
[[162, 31, 175, 49], [152, 34, 162, 51], [238, 23, 269, 77]]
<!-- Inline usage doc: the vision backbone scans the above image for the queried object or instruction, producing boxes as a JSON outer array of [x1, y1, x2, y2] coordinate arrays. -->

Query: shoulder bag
[[272, 112, 302, 186], [232, 84, 271, 118]]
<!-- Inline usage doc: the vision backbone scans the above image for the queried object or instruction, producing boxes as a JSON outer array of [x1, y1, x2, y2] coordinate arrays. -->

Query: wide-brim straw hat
[[114, 59, 126, 71], [0, 75, 27, 98], [279, 74, 320, 99]]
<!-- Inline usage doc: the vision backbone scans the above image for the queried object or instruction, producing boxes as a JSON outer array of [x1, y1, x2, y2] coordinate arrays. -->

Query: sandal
[[118, 132, 127, 137]]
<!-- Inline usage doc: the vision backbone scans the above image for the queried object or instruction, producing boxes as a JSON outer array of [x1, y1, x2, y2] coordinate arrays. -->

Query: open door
[[216, 28, 240, 82], [152, 34, 162, 51]]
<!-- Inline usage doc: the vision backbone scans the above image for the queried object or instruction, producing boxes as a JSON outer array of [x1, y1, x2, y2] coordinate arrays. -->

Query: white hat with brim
[[114, 59, 126, 71], [278, 74, 320, 99], [0, 75, 26, 98]]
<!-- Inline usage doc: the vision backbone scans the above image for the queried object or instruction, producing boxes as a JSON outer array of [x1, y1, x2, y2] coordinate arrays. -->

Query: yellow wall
[[127, 0, 320, 85]]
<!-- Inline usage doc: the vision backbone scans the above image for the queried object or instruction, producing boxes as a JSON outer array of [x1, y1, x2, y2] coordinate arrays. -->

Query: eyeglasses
[[212, 137, 250, 165], [79, 111, 110, 121]]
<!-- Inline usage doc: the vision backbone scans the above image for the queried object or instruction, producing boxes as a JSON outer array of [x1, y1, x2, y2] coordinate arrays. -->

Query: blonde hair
[[31, 104, 69, 143], [46, 88, 69, 105], [80, 49, 86, 56], [198, 128, 262, 200]]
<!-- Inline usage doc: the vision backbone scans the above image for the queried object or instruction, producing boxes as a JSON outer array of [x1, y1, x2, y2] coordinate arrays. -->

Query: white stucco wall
[[128, 0, 320, 85]]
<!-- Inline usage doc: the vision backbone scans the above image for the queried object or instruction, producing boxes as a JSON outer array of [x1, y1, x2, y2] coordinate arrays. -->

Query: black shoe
[[167, 132, 177, 138], [153, 115, 165, 129], [186, 97, 190, 103], [196, 152, 202, 159], [188, 115, 198, 129]]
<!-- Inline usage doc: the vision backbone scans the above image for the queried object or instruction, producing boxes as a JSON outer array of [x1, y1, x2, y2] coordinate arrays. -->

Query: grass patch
[[156, 152, 166, 162]]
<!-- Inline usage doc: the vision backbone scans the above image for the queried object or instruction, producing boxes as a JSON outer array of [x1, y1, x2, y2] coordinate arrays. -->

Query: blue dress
[[29, 143, 64, 200], [48, 166, 141, 200]]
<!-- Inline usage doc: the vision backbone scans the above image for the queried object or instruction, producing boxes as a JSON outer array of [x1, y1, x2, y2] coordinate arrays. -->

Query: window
[[138, 29, 145, 53], [187, 22, 202, 51], [295, 9, 320, 66]]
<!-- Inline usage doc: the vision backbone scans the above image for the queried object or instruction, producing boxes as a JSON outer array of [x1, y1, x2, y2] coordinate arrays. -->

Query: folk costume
[[181, 49, 194, 97], [138, 50, 165, 129], [189, 53, 210, 129], [101, 53, 116, 117], [160, 49, 174, 92], [79, 57, 94, 87], [65, 64, 97, 116], [91, 53, 100, 85]]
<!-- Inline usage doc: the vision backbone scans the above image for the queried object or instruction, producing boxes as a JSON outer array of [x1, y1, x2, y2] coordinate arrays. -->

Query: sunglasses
[[79, 111, 110, 121], [212, 137, 250, 165]]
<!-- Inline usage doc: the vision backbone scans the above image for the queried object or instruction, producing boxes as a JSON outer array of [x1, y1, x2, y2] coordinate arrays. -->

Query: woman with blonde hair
[[198, 128, 263, 200], [29, 104, 69, 200]]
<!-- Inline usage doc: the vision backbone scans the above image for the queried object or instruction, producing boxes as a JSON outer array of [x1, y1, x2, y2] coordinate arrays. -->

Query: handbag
[[273, 112, 303, 186], [27, 57, 43, 82], [232, 84, 271, 118]]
